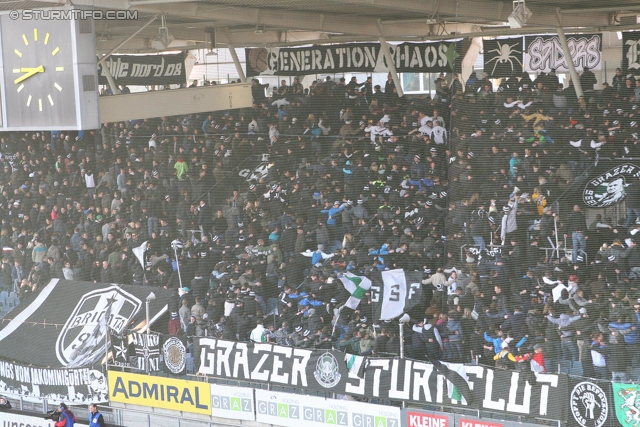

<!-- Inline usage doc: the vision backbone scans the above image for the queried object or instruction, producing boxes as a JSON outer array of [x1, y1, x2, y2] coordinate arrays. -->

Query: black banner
[[568, 378, 614, 427], [132, 332, 161, 372], [524, 34, 602, 72], [97, 53, 186, 86], [0, 279, 171, 404], [195, 338, 568, 420], [623, 32, 640, 72], [582, 160, 640, 208], [483, 38, 524, 77], [245, 41, 468, 77]]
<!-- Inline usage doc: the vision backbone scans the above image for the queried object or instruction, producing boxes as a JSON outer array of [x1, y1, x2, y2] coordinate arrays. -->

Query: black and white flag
[[131, 332, 161, 372], [109, 333, 131, 367], [370, 269, 423, 320]]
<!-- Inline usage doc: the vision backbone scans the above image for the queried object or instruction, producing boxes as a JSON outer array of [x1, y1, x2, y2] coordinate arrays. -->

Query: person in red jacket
[[55, 402, 76, 427], [530, 344, 546, 373], [168, 311, 182, 335]]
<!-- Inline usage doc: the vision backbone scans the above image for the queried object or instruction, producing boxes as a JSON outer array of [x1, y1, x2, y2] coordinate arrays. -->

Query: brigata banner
[[0, 279, 170, 405], [524, 34, 602, 73], [97, 53, 186, 86], [210, 384, 255, 421], [195, 338, 568, 420], [108, 371, 211, 415], [245, 41, 468, 77], [255, 389, 401, 427]]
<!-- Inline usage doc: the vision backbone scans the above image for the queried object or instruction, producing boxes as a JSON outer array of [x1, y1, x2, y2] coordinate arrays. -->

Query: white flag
[[374, 269, 423, 320], [132, 241, 147, 268]]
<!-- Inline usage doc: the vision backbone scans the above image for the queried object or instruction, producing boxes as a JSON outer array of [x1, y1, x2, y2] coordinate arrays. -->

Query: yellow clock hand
[[14, 65, 44, 85]]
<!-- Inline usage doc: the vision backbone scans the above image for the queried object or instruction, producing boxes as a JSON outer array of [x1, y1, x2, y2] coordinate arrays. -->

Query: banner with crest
[[0, 279, 170, 404]]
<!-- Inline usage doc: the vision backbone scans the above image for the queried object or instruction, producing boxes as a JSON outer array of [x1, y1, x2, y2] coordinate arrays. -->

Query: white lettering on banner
[[390, 359, 411, 400], [198, 339, 310, 385], [535, 374, 558, 416], [367, 359, 390, 397], [197, 339, 561, 417], [526, 35, 601, 72], [506, 372, 531, 413], [412, 362, 434, 402], [407, 412, 449, 427], [483, 369, 505, 411], [626, 39, 640, 69]]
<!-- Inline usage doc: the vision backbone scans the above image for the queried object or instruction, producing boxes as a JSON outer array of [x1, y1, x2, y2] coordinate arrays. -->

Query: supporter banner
[[612, 383, 640, 427], [0, 279, 170, 404], [108, 371, 211, 415], [210, 384, 256, 421], [483, 38, 524, 77], [245, 42, 468, 77], [369, 269, 424, 321], [110, 333, 131, 368], [524, 34, 602, 73], [195, 338, 568, 420], [162, 336, 188, 376], [622, 32, 640, 71], [97, 53, 186, 86], [582, 161, 640, 208], [131, 332, 161, 372], [401, 410, 453, 427], [0, 413, 52, 426], [255, 389, 401, 427], [568, 379, 614, 427]]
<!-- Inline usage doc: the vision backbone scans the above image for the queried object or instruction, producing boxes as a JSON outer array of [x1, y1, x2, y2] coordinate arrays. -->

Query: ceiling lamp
[[508, 0, 532, 29]]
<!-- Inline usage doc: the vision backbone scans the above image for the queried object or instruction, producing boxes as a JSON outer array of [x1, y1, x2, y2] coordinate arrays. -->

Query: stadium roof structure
[[9, 0, 640, 53]]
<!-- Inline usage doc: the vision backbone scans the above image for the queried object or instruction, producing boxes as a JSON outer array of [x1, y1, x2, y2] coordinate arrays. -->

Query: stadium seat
[[629, 368, 640, 383], [569, 363, 583, 377], [8, 291, 16, 299], [0, 291, 8, 300], [558, 360, 571, 374]]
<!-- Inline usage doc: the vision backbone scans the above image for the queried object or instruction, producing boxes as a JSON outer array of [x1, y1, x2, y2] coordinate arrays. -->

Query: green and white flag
[[344, 354, 368, 379], [613, 382, 640, 427], [339, 273, 371, 310]]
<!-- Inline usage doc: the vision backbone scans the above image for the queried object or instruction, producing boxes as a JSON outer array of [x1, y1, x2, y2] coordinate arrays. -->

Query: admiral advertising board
[[108, 371, 211, 415]]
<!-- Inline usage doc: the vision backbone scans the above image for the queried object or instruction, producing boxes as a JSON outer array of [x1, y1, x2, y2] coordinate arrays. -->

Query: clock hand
[[14, 65, 44, 85]]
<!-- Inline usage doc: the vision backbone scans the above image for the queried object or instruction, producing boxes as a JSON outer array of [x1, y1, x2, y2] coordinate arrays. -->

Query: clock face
[[0, 17, 77, 128]]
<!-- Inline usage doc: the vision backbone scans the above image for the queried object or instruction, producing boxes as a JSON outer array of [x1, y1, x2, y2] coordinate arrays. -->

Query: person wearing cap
[[55, 402, 76, 427], [530, 344, 546, 373]]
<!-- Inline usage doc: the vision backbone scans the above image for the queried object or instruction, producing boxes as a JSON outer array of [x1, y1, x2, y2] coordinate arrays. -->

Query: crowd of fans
[[3, 64, 640, 381]]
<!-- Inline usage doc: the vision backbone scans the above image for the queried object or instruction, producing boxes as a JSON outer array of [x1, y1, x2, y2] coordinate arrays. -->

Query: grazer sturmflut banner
[[524, 34, 602, 73], [245, 41, 469, 77], [0, 279, 171, 404], [195, 338, 568, 420], [582, 160, 640, 208], [97, 53, 186, 86]]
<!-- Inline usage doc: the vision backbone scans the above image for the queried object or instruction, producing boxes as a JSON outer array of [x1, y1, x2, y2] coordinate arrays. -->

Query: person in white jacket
[[250, 320, 267, 343]]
